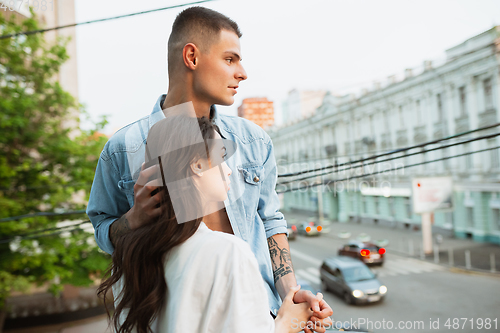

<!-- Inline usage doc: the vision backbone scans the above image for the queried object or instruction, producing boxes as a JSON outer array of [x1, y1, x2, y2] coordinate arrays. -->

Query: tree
[[0, 9, 110, 321]]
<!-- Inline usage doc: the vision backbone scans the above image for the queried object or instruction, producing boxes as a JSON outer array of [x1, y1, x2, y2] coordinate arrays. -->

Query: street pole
[[317, 174, 324, 226], [422, 212, 433, 255]]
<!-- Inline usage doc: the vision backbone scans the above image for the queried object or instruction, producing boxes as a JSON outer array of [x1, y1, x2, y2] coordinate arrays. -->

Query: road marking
[[296, 269, 321, 285], [290, 248, 323, 267], [307, 267, 320, 277]]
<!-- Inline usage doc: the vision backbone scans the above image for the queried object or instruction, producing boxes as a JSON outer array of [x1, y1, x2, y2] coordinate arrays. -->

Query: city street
[[289, 229, 500, 332]]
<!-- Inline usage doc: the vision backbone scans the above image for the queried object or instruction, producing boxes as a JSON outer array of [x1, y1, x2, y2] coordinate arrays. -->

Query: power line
[[0, 210, 87, 223], [277, 145, 500, 194], [277, 122, 500, 178], [0, 0, 216, 40], [0, 221, 91, 245], [277, 131, 500, 186]]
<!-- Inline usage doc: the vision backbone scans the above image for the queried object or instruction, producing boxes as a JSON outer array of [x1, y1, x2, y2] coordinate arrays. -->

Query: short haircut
[[167, 7, 242, 76]]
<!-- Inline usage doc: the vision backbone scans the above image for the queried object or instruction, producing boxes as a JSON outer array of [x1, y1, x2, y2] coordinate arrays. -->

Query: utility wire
[[0, 0, 216, 40], [277, 145, 500, 194], [0, 210, 87, 223], [277, 131, 500, 186], [278, 122, 500, 178], [0, 222, 90, 245]]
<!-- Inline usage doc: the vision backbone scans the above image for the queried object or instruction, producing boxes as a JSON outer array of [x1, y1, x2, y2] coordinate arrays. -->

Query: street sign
[[412, 177, 453, 214]]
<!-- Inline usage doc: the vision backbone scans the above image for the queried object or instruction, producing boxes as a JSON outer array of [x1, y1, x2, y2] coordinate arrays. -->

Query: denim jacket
[[87, 94, 287, 315]]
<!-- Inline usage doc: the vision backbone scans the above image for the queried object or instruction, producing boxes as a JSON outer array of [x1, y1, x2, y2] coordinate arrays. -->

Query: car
[[320, 256, 387, 305], [287, 223, 298, 240], [338, 240, 385, 266], [297, 217, 322, 237]]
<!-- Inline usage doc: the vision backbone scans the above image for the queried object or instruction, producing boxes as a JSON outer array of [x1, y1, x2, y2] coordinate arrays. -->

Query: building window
[[464, 143, 472, 169], [405, 198, 413, 219], [492, 208, 500, 231], [442, 147, 449, 170], [459, 86, 467, 116], [362, 196, 368, 214], [489, 138, 499, 169], [416, 100, 421, 125], [484, 78, 493, 109], [437, 93, 444, 122], [466, 207, 474, 228], [374, 196, 380, 215], [398, 106, 404, 127]]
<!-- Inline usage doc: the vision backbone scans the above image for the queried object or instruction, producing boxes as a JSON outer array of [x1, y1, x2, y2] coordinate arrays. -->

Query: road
[[289, 233, 500, 332]]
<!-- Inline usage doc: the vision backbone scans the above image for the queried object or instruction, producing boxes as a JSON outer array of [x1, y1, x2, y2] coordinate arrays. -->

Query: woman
[[98, 114, 312, 333]]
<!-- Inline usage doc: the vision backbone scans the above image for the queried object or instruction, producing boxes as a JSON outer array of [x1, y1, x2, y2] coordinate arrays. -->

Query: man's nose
[[237, 65, 248, 81]]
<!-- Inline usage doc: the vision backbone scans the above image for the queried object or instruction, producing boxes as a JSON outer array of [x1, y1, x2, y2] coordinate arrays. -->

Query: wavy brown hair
[[97, 115, 221, 333]]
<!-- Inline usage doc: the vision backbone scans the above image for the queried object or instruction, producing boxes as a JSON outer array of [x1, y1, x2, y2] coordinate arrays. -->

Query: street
[[289, 229, 500, 332]]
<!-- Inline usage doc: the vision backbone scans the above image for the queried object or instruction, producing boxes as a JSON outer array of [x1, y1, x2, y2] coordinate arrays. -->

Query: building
[[281, 89, 327, 126], [269, 26, 500, 245], [238, 97, 275, 129], [0, 0, 79, 129]]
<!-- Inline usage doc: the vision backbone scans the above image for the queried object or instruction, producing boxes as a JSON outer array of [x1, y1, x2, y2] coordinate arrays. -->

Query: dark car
[[338, 240, 385, 266], [297, 218, 322, 237], [320, 256, 387, 305]]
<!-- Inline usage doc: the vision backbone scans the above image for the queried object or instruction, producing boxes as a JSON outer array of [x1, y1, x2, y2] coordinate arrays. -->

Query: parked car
[[297, 218, 322, 237], [338, 240, 385, 266], [320, 256, 387, 305], [287, 223, 298, 240]]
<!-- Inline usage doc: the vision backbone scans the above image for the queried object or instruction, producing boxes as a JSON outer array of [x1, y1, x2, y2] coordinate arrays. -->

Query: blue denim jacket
[[87, 94, 287, 315]]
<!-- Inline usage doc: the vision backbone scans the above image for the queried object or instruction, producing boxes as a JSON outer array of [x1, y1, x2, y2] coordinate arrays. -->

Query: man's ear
[[183, 43, 198, 70]]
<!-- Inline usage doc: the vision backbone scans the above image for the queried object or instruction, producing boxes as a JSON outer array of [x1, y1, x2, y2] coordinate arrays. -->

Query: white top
[[113, 222, 275, 333]]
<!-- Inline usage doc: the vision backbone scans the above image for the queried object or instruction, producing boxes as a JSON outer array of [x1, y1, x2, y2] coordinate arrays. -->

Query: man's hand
[[127, 162, 164, 229], [109, 163, 163, 247], [293, 289, 333, 333]]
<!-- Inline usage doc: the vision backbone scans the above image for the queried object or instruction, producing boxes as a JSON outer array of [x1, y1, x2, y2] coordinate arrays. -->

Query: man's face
[[193, 29, 248, 106]]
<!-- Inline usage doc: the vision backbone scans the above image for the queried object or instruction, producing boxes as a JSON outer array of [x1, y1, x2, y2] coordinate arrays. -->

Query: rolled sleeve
[[86, 150, 130, 255], [258, 136, 288, 239]]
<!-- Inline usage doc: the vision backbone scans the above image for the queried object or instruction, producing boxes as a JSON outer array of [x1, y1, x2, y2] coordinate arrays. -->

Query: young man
[[87, 7, 332, 332]]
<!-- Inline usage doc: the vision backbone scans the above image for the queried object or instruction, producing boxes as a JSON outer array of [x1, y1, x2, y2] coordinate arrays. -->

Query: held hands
[[293, 289, 333, 333], [275, 285, 313, 333], [126, 163, 164, 229]]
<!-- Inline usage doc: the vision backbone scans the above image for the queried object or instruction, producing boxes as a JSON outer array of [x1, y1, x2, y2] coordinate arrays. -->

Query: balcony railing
[[454, 114, 469, 134], [380, 133, 391, 149], [413, 125, 427, 143], [324, 144, 337, 157], [433, 121, 448, 139], [396, 129, 408, 146], [478, 108, 497, 128]]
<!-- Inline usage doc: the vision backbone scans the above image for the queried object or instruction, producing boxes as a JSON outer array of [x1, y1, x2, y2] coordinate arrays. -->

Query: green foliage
[[0, 10, 110, 309]]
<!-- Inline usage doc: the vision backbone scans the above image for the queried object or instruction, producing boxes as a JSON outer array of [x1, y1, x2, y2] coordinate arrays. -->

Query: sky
[[73, 0, 500, 135]]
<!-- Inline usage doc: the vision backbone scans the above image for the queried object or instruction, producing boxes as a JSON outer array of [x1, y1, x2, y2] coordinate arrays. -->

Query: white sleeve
[[206, 241, 275, 333]]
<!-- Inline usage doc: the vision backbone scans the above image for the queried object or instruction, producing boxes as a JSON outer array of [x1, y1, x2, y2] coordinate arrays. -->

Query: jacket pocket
[[238, 164, 265, 221], [118, 179, 135, 207]]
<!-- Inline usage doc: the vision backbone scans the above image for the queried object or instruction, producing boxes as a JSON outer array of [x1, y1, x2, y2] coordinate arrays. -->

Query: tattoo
[[109, 214, 131, 247], [268, 236, 294, 284]]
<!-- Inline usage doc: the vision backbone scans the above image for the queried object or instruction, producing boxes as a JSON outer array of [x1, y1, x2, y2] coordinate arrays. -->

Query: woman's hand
[[275, 285, 313, 333]]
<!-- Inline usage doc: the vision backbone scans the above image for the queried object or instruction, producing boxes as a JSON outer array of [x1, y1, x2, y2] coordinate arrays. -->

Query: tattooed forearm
[[109, 214, 131, 247], [268, 236, 294, 284]]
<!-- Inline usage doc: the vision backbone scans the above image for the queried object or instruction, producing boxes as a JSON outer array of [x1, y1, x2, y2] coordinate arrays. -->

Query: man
[[87, 6, 332, 332]]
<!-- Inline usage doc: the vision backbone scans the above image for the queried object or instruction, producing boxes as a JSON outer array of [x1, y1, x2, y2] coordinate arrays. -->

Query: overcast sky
[[74, 0, 500, 134]]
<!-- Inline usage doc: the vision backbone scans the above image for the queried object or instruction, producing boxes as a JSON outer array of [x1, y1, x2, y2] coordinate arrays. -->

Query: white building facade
[[269, 26, 500, 244]]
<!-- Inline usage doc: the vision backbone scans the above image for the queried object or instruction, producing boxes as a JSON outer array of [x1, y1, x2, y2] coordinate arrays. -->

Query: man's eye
[[223, 153, 228, 159], [226, 58, 232, 64]]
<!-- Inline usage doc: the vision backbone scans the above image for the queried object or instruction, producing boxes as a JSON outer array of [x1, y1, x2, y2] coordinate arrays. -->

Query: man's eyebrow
[[224, 51, 242, 61]]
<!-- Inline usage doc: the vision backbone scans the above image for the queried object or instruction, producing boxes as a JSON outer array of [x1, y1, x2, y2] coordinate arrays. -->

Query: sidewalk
[[284, 209, 500, 275]]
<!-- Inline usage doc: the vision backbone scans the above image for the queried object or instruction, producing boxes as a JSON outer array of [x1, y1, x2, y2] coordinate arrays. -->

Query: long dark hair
[[97, 115, 221, 333]]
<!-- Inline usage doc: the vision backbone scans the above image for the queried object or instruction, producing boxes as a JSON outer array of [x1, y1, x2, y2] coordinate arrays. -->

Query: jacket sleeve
[[86, 149, 130, 255], [258, 135, 288, 239]]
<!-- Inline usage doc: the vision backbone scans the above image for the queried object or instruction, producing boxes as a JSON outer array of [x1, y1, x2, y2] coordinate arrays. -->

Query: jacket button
[[253, 176, 260, 182]]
